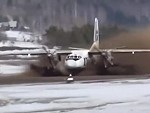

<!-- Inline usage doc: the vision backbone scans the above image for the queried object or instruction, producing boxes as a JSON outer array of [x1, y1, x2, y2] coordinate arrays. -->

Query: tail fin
[[90, 18, 100, 52], [93, 18, 99, 43]]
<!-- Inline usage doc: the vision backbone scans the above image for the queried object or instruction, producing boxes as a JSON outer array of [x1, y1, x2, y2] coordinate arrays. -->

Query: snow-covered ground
[[0, 49, 43, 75], [0, 58, 36, 75], [0, 30, 46, 76], [0, 65, 28, 75], [2, 30, 42, 42], [0, 48, 45, 55], [0, 41, 44, 48], [0, 79, 150, 113]]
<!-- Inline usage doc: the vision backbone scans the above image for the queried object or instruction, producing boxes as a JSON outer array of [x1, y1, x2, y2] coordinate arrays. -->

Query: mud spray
[[99, 27, 150, 75]]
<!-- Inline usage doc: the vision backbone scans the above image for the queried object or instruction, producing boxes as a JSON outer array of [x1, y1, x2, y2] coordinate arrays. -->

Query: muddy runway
[[0, 74, 149, 85]]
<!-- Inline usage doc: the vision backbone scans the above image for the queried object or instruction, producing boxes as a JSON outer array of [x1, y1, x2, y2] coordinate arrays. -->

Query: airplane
[[30, 17, 150, 76], [2, 18, 150, 76]]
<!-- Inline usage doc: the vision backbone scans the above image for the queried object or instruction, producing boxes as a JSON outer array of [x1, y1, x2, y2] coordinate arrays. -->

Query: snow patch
[[0, 65, 28, 75]]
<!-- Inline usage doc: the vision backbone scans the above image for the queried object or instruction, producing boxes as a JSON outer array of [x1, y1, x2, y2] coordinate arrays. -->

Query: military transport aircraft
[[2, 18, 150, 76]]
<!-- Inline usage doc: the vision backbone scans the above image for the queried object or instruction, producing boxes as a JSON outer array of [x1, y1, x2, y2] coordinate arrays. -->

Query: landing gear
[[66, 74, 74, 83]]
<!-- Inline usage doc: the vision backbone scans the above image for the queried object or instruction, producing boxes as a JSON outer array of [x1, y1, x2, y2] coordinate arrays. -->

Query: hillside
[[0, 0, 150, 32]]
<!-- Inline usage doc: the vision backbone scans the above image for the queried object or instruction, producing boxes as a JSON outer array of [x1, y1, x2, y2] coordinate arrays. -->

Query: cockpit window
[[66, 55, 82, 61]]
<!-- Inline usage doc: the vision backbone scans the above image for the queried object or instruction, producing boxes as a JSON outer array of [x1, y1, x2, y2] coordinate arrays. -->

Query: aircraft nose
[[65, 60, 76, 68]]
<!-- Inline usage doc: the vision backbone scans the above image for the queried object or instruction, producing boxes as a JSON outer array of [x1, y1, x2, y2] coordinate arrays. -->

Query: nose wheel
[[66, 74, 74, 83]]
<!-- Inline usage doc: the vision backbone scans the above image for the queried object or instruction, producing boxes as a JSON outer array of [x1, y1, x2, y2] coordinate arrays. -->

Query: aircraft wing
[[103, 49, 150, 53], [0, 49, 72, 56], [68, 47, 87, 50], [1, 49, 150, 56], [0, 49, 47, 56], [56, 50, 72, 55], [89, 49, 150, 55]]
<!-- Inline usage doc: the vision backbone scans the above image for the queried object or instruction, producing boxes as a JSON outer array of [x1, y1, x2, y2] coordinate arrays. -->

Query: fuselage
[[65, 50, 89, 69]]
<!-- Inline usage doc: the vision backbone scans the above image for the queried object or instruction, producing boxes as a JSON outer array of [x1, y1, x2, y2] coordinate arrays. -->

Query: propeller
[[42, 46, 57, 57], [102, 50, 114, 68], [101, 46, 127, 68], [42, 46, 58, 69]]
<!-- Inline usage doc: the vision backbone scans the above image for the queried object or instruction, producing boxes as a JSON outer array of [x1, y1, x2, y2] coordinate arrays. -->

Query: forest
[[0, 0, 149, 33], [45, 24, 126, 47]]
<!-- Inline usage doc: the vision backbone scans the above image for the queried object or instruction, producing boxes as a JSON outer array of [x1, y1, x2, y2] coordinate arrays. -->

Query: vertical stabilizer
[[90, 18, 100, 52], [93, 18, 99, 43]]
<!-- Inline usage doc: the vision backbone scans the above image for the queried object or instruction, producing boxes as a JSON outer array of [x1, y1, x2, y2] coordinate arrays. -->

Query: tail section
[[90, 18, 100, 52], [93, 18, 100, 43]]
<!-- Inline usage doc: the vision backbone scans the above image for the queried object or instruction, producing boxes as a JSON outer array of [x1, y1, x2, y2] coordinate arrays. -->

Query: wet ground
[[0, 74, 149, 85]]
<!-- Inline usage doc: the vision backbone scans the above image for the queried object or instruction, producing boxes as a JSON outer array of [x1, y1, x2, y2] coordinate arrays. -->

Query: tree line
[[45, 24, 127, 48]]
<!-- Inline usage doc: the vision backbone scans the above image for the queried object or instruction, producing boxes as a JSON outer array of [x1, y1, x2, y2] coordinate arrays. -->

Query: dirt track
[[0, 74, 149, 85]]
